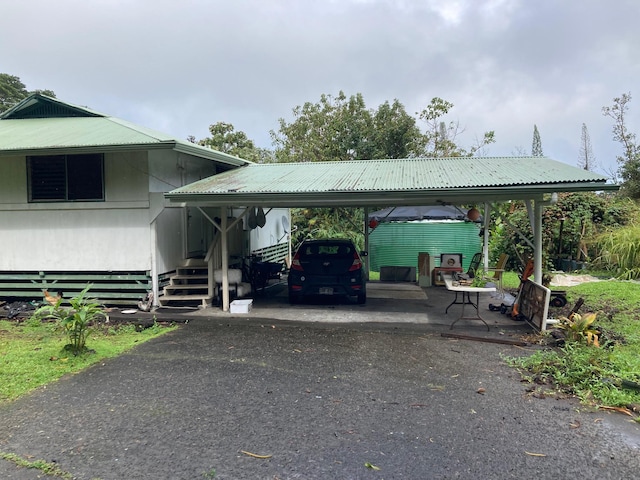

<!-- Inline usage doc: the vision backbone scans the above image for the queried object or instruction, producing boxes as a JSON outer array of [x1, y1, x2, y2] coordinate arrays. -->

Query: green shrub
[[32, 286, 107, 355], [591, 223, 640, 279]]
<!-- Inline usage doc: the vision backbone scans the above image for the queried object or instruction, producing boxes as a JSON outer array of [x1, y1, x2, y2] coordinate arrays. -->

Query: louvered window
[[28, 154, 104, 202]]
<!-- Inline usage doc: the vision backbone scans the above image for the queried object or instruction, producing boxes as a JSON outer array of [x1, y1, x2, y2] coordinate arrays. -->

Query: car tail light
[[291, 252, 303, 271], [348, 252, 362, 272]]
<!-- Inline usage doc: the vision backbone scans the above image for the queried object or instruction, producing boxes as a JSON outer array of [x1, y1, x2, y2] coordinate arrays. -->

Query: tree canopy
[[602, 92, 640, 199], [0, 73, 55, 113], [531, 124, 543, 156], [417, 97, 495, 157], [577, 123, 596, 171], [195, 121, 274, 163], [271, 91, 494, 163]]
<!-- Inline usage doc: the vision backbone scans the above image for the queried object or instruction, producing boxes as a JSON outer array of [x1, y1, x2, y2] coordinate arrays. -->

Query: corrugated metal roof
[[171, 158, 608, 192], [0, 94, 248, 167], [167, 157, 606, 200], [165, 157, 617, 207]]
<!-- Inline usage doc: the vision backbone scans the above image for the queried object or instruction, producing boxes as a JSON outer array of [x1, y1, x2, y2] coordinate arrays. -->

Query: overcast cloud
[[3, 0, 639, 176]]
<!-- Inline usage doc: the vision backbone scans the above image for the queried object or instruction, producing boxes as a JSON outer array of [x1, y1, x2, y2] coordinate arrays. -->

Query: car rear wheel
[[356, 292, 366, 304]]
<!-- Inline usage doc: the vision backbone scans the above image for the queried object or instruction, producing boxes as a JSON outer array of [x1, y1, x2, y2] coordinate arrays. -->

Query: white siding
[[0, 151, 152, 271], [0, 206, 150, 270], [105, 151, 149, 201], [0, 155, 27, 204], [154, 205, 185, 274], [249, 208, 291, 251], [0, 148, 222, 276]]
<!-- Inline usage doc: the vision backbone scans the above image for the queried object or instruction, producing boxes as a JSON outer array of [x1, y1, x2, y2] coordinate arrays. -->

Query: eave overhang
[[165, 182, 618, 208]]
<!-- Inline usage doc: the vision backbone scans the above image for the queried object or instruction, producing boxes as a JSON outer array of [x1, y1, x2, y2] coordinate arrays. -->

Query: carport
[[164, 157, 616, 312]]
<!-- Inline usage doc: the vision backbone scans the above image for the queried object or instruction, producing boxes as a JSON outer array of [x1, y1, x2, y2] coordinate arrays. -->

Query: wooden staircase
[[158, 259, 212, 308]]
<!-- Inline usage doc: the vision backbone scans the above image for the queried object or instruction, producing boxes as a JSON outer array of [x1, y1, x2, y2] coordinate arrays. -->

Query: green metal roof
[[0, 94, 249, 167], [165, 157, 617, 207]]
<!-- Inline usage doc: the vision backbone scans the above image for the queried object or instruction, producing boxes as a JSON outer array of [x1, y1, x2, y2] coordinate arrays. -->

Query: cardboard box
[[418, 253, 432, 287], [432, 267, 463, 286], [230, 299, 253, 313]]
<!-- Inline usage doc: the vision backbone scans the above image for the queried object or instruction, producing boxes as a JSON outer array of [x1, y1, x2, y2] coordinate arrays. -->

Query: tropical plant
[[470, 270, 488, 288], [556, 312, 600, 347], [32, 286, 108, 355], [490, 193, 637, 270], [590, 222, 640, 279], [291, 207, 365, 251]]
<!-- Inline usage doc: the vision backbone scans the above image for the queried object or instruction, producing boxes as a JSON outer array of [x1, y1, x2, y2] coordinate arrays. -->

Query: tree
[[417, 97, 495, 157], [490, 193, 636, 271], [577, 123, 597, 171], [532, 124, 544, 156], [0, 73, 55, 113], [602, 92, 640, 199], [197, 121, 274, 163], [371, 99, 425, 159], [270, 91, 379, 163], [273, 91, 496, 247]]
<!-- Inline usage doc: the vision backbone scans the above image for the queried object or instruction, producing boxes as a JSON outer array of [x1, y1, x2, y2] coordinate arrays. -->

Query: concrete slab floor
[[151, 281, 535, 336]]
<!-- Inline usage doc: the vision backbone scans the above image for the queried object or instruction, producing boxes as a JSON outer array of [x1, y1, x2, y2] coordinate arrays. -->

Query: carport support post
[[482, 202, 491, 271], [364, 206, 370, 278], [221, 213, 230, 312], [533, 198, 543, 284]]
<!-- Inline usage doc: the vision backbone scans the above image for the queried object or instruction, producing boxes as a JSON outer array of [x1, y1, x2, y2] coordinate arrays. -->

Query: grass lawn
[[500, 270, 640, 414], [0, 317, 177, 404]]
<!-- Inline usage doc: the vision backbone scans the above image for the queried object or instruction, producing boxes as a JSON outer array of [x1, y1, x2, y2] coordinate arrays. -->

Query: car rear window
[[302, 244, 353, 256]]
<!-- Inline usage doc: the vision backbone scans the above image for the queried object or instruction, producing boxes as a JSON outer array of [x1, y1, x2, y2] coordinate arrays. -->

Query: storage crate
[[230, 299, 253, 313]]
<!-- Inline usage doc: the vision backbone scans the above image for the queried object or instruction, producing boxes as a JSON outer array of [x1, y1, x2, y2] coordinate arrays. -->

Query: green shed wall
[[369, 222, 482, 273]]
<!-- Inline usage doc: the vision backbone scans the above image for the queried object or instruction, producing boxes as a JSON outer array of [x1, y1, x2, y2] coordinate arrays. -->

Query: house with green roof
[[0, 93, 289, 307], [0, 93, 617, 313]]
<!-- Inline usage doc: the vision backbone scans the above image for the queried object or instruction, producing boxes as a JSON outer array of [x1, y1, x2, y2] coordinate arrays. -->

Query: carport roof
[[164, 156, 617, 207]]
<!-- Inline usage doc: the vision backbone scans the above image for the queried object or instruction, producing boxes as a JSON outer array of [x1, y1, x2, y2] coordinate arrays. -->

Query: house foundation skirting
[[0, 270, 152, 306]]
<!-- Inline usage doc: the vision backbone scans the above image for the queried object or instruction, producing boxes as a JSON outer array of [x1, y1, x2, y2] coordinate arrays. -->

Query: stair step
[[164, 284, 209, 293], [171, 275, 208, 281], [159, 262, 215, 307], [159, 293, 212, 300], [158, 294, 213, 308], [183, 258, 207, 267]]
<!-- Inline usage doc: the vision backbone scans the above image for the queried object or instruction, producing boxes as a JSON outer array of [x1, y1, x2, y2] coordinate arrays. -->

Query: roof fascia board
[[0, 142, 249, 168], [165, 182, 617, 208], [0, 143, 176, 157], [172, 142, 249, 167]]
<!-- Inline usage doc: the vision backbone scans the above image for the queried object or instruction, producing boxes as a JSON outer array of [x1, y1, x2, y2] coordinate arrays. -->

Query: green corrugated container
[[369, 221, 482, 273]]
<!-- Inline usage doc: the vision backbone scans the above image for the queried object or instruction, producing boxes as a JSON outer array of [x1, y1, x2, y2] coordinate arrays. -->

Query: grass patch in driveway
[[0, 317, 177, 404]]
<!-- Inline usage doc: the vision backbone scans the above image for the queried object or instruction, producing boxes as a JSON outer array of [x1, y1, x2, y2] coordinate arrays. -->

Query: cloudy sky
[[3, 0, 638, 177]]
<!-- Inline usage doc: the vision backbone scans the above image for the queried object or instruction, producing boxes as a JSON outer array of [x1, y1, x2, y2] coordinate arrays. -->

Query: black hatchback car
[[288, 239, 367, 304]]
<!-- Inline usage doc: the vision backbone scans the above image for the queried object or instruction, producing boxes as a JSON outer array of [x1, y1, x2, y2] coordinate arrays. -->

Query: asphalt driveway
[[1, 311, 639, 479]]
